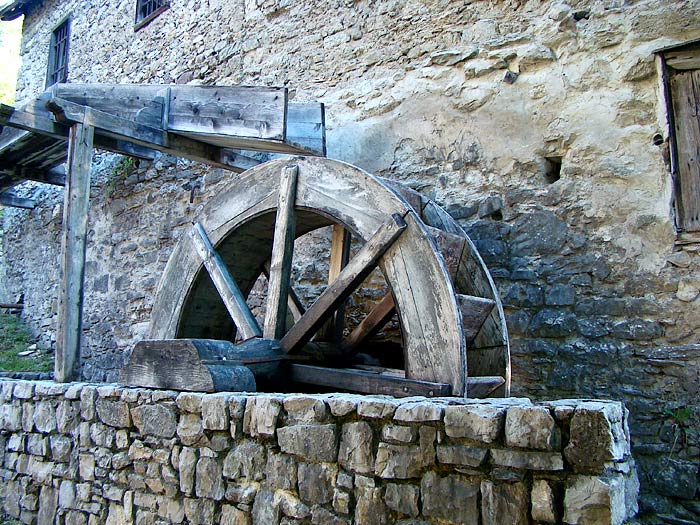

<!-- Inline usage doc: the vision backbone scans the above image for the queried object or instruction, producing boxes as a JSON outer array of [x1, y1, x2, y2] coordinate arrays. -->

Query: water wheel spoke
[[264, 164, 299, 339], [342, 292, 396, 354], [262, 260, 305, 322], [317, 224, 352, 343], [189, 222, 262, 340], [280, 213, 407, 354]]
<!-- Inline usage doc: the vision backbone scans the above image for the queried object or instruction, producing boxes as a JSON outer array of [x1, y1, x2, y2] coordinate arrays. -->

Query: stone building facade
[[0, 0, 699, 521]]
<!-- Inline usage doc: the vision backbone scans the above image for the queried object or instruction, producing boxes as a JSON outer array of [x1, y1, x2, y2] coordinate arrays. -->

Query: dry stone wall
[[0, 380, 639, 525], [0, 0, 699, 520]]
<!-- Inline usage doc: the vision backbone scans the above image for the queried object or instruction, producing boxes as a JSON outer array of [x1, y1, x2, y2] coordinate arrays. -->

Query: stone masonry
[[0, 0, 699, 520], [0, 380, 639, 525]]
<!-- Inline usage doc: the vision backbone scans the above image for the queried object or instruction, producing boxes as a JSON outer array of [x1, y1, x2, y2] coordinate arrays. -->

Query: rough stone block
[[251, 489, 281, 524], [374, 444, 423, 479], [327, 396, 357, 417], [243, 397, 281, 438], [505, 405, 560, 451], [50, 435, 72, 462], [490, 449, 564, 471], [338, 421, 374, 474], [564, 475, 628, 525], [96, 399, 131, 428], [26, 433, 48, 456], [223, 440, 266, 481], [311, 505, 350, 525], [564, 402, 628, 469], [381, 424, 417, 443], [531, 479, 557, 523], [278, 491, 310, 519], [355, 486, 389, 525], [266, 451, 297, 491], [652, 457, 697, 500], [37, 486, 57, 525], [56, 401, 80, 434], [131, 404, 177, 438], [157, 497, 185, 523], [195, 457, 225, 500], [357, 399, 398, 419], [176, 393, 204, 413], [481, 480, 529, 525], [298, 462, 337, 505], [34, 401, 57, 433], [384, 483, 419, 517], [184, 497, 215, 525], [202, 393, 229, 430], [436, 445, 487, 467], [79, 454, 96, 481], [179, 447, 197, 495], [284, 396, 328, 423], [177, 414, 205, 446], [277, 424, 338, 462], [221, 504, 250, 525], [393, 402, 443, 422], [225, 482, 258, 504], [444, 404, 505, 443], [421, 472, 479, 523]]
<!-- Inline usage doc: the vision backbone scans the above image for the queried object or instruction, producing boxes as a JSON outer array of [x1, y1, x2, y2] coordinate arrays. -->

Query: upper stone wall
[[1, 0, 699, 520]]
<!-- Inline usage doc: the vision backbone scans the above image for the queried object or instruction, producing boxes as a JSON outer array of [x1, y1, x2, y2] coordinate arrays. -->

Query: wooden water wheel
[[123, 157, 510, 398]]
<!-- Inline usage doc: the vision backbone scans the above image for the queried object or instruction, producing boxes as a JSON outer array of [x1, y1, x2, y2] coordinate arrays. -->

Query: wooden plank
[[457, 294, 495, 345], [286, 102, 326, 156], [280, 213, 407, 354], [55, 122, 94, 383], [264, 165, 298, 339], [666, 47, 700, 70], [342, 293, 396, 353], [426, 226, 467, 279], [0, 303, 23, 309], [189, 222, 262, 340], [317, 224, 351, 342], [289, 364, 451, 397], [0, 193, 35, 209], [262, 261, 305, 322], [466, 376, 505, 399], [670, 70, 700, 232]]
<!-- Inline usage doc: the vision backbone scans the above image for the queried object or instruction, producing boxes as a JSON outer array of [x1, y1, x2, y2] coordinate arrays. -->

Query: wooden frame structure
[[0, 83, 325, 382]]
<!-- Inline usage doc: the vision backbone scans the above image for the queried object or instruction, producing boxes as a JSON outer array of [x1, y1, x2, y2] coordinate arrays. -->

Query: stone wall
[[0, 379, 639, 524], [1, 0, 699, 520]]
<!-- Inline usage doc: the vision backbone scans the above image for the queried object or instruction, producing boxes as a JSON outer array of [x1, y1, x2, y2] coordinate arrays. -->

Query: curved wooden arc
[[149, 157, 468, 395]]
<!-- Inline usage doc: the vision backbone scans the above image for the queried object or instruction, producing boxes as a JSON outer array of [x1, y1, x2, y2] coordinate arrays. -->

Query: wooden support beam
[[457, 294, 495, 345], [190, 222, 262, 341], [466, 376, 505, 398], [0, 303, 23, 309], [317, 224, 351, 342], [280, 214, 407, 354], [264, 165, 299, 339], [17, 165, 66, 186], [55, 122, 94, 383], [262, 261, 305, 322], [289, 364, 451, 397], [342, 293, 396, 353], [0, 192, 35, 209]]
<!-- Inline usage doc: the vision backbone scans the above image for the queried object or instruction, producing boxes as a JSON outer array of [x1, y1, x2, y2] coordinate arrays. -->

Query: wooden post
[[263, 165, 298, 339], [55, 122, 94, 382], [317, 224, 351, 342]]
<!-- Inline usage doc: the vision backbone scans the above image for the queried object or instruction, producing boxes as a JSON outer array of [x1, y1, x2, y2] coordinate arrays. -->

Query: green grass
[[0, 312, 52, 372]]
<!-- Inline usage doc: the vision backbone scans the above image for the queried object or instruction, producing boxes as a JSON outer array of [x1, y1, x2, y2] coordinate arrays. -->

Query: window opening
[[135, 0, 168, 30], [46, 17, 70, 88]]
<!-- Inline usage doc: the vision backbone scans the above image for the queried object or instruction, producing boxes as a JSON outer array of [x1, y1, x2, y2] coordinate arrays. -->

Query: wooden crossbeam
[[189, 222, 262, 341], [342, 292, 396, 353], [0, 192, 35, 209], [264, 165, 298, 339], [466, 376, 505, 398], [280, 214, 407, 354], [457, 294, 496, 344]]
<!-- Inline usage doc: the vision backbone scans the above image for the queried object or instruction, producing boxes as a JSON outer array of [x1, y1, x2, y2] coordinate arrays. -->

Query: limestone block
[[37, 486, 57, 525], [357, 399, 398, 419], [505, 406, 560, 451], [178, 447, 197, 495], [421, 472, 479, 523], [223, 440, 266, 481], [337, 471, 353, 490], [130, 404, 177, 438], [183, 497, 215, 525], [338, 421, 374, 474], [436, 445, 488, 467], [381, 424, 417, 444], [564, 402, 629, 469], [531, 479, 557, 523], [384, 483, 419, 517], [298, 462, 337, 505], [355, 486, 389, 525], [332, 489, 351, 515], [59, 480, 77, 509], [105, 503, 128, 525], [195, 457, 225, 500], [327, 396, 357, 417], [8, 433, 24, 452], [277, 424, 338, 462], [2, 403, 22, 431], [56, 401, 80, 434], [374, 444, 422, 479], [221, 504, 251, 525], [96, 399, 131, 428], [481, 480, 529, 525], [177, 413, 205, 446], [265, 451, 297, 490], [176, 393, 204, 413], [443, 404, 506, 443], [34, 401, 57, 433], [79, 454, 96, 481], [225, 482, 259, 504], [284, 396, 328, 423], [13, 382, 34, 399], [251, 489, 281, 524], [653, 457, 697, 500], [128, 440, 152, 461], [564, 475, 627, 525], [311, 506, 351, 525], [243, 397, 282, 437], [278, 492, 311, 519], [491, 449, 564, 471], [157, 497, 185, 523], [91, 423, 115, 448], [393, 401, 443, 423], [202, 393, 229, 430], [27, 433, 48, 456], [50, 435, 72, 462]]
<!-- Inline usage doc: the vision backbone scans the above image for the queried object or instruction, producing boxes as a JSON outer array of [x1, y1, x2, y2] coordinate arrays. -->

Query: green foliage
[[0, 19, 23, 105], [0, 312, 51, 372], [664, 406, 692, 424], [105, 156, 137, 198]]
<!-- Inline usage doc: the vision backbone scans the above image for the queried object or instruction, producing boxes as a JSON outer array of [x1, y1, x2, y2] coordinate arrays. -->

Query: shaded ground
[[0, 312, 51, 373]]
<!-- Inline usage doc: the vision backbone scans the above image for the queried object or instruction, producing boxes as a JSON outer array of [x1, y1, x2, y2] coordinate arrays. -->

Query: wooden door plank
[[280, 214, 407, 354], [289, 364, 451, 397], [342, 293, 396, 353], [55, 122, 94, 382], [189, 222, 262, 340], [670, 70, 700, 231], [264, 165, 298, 339]]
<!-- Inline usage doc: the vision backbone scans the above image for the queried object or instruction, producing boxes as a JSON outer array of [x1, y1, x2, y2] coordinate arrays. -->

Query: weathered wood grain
[[189, 222, 262, 340], [466, 376, 505, 398], [342, 293, 396, 353], [0, 193, 35, 209], [55, 123, 94, 383], [457, 294, 496, 344], [264, 165, 298, 339], [317, 224, 351, 342], [280, 214, 407, 354]]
